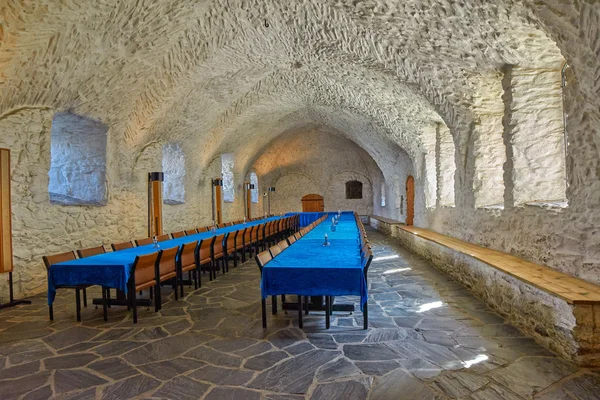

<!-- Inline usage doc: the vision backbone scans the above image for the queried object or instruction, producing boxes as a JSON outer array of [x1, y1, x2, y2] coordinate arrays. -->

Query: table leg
[[325, 296, 331, 329], [298, 295, 303, 329]]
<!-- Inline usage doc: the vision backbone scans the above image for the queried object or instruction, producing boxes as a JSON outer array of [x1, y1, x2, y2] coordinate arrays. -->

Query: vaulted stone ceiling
[[0, 0, 571, 186]]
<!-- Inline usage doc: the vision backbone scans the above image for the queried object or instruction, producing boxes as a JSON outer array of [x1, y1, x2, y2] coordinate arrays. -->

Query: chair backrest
[[197, 227, 209, 233], [112, 241, 134, 252], [157, 246, 178, 278], [245, 226, 254, 242], [171, 231, 185, 239], [213, 234, 225, 256], [269, 244, 282, 258], [135, 237, 153, 246], [156, 234, 170, 242], [294, 232, 302, 240], [226, 222, 234, 226], [132, 252, 159, 287], [178, 241, 199, 269], [217, 223, 227, 228], [362, 249, 374, 276], [77, 245, 106, 258], [255, 250, 272, 272], [287, 235, 296, 245], [185, 228, 198, 236], [226, 231, 237, 249], [198, 236, 215, 264], [43, 251, 77, 271], [277, 240, 289, 250]]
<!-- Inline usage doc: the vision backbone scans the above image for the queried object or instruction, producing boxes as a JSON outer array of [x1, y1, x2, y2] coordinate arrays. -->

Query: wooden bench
[[369, 215, 403, 235], [386, 224, 600, 366]]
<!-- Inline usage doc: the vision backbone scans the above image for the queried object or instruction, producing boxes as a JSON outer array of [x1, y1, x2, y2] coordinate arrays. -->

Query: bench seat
[[372, 222, 600, 367]]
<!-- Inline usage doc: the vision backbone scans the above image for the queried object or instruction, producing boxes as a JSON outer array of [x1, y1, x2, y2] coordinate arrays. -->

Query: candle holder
[[323, 233, 330, 247]]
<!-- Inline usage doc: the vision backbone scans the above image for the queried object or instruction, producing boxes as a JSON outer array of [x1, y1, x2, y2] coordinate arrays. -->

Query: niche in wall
[[48, 112, 108, 206], [345, 180, 363, 199]]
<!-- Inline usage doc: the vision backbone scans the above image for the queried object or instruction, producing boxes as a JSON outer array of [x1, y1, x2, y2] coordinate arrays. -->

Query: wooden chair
[[177, 241, 200, 297], [155, 246, 179, 309], [127, 252, 160, 323], [255, 250, 275, 328], [257, 223, 267, 252], [234, 228, 246, 263], [197, 227, 209, 233], [135, 237, 154, 246], [156, 234, 170, 242], [171, 231, 185, 239], [112, 241, 134, 252], [287, 235, 296, 245], [362, 249, 374, 330], [77, 245, 106, 258], [217, 223, 227, 228], [43, 251, 88, 321], [198, 236, 216, 281], [212, 234, 227, 274], [226, 222, 234, 226], [269, 244, 282, 258], [224, 231, 237, 269], [277, 240, 289, 251], [185, 228, 198, 236]]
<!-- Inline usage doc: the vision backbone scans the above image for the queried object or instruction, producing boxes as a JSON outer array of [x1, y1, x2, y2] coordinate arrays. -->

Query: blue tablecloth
[[262, 212, 367, 307], [286, 211, 354, 227], [47, 216, 283, 305]]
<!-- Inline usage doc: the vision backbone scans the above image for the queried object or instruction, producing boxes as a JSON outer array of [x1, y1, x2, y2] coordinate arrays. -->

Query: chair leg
[[173, 278, 178, 301], [298, 295, 303, 329], [49, 304, 54, 321], [83, 288, 87, 307], [180, 272, 185, 298], [155, 284, 161, 312], [261, 298, 267, 329], [75, 288, 82, 322], [107, 288, 111, 308], [363, 301, 368, 330], [132, 287, 138, 324], [102, 287, 108, 322], [272, 295, 277, 315], [304, 296, 309, 315], [197, 266, 202, 288], [326, 296, 331, 329]]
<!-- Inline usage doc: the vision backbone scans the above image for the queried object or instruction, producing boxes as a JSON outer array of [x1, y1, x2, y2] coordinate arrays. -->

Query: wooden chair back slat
[[77, 245, 106, 258], [255, 250, 272, 272], [179, 241, 198, 270], [185, 228, 198, 236], [112, 241, 134, 252], [156, 234, 170, 242], [171, 231, 185, 239], [269, 244, 282, 258], [43, 251, 77, 270], [135, 237, 153, 246], [133, 252, 159, 288], [157, 246, 178, 279]]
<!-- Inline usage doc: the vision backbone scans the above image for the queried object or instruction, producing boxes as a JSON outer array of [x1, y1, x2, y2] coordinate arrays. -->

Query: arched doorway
[[301, 194, 324, 212], [406, 176, 414, 226]]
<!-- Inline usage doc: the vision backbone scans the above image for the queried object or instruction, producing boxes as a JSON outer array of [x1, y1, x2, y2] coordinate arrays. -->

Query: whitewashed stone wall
[[252, 129, 383, 215]]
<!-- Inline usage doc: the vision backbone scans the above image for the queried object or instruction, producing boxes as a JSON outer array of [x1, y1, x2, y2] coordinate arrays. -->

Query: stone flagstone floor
[[0, 228, 599, 399]]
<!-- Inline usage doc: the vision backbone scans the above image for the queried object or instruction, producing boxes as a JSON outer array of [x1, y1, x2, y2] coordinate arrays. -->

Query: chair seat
[[135, 280, 157, 292], [159, 271, 177, 282], [214, 251, 224, 258], [199, 257, 211, 265], [182, 263, 196, 272]]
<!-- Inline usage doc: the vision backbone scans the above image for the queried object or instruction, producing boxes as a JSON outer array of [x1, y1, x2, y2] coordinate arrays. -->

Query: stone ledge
[[368, 215, 404, 236], [375, 224, 600, 367]]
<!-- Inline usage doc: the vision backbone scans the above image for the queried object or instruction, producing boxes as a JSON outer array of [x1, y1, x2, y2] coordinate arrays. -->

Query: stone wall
[[252, 129, 384, 215]]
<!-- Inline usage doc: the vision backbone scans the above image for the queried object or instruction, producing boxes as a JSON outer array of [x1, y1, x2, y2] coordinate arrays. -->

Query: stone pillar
[[436, 123, 455, 207]]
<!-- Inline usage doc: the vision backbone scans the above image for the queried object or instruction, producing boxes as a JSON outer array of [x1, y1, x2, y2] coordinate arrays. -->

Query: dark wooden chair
[[177, 241, 200, 297], [111, 241, 134, 251], [185, 228, 198, 236], [156, 234, 170, 242], [155, 246, 179, 309], [43, 251, 88, 321], [135, 237, 153, 246], [362, 249, 374, 330], [212, 234, 226, 274], [198, 236, 216, 280], [128, 252, 160, 323], [255, 250, 276, 328], [171, 231, 185, 239]]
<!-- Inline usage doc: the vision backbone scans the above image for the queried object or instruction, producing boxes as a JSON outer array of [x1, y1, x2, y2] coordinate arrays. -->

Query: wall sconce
[[212, 178, 223, 187], [267, 187, 276, 214], [245, 183, 255, 190], [268, 187, 276, 192]]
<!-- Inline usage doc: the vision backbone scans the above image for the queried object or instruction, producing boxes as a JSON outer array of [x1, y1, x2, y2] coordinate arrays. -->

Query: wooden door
[[301, 194, 324, 212], [406, 176, 414, 226]]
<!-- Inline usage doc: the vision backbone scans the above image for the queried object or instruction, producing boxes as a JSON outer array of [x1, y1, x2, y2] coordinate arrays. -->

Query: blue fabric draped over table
[[262, 212, 367, 308], [47, 216, 283, 305], [286, 211, 352, 227]]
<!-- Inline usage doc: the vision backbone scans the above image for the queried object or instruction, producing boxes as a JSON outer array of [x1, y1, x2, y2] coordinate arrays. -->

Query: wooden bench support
[[371, 222, 600, 367]]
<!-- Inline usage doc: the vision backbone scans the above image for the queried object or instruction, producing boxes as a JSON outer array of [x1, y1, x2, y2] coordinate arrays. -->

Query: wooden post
[[0, 148, 13, 274], [0, 148, 31, 309], [245, 181, 252, 220], [148, 172, 164, 237], [213, 177, 223, 224]]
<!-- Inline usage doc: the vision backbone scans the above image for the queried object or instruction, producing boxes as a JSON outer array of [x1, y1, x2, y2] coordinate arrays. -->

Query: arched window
[[221, 153, 234, 202], [250, 172, 259, 203], [162, 143, 185, 205], [345, 180, 363, 199], [48, 112, 108, 206], [381, 183, 386, 207]]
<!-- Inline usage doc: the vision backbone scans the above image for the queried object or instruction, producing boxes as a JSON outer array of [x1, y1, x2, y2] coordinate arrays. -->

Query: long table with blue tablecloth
[[48, 216, 283, 305], [262, 211, 367, 308], [285, 211, 338, 228]]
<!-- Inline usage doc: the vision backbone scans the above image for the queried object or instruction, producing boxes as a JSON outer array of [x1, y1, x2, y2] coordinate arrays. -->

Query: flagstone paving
[[0, 228, 598, 399]]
